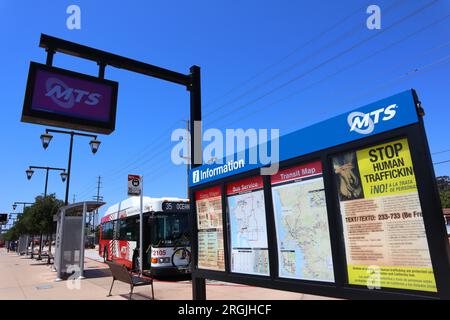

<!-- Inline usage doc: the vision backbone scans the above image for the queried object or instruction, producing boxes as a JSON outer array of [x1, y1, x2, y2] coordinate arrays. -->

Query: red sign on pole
[[128, 174, 142, 196]]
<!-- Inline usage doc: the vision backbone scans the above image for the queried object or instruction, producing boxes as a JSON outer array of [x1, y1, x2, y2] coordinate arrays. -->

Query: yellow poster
[[332, 138, 437, 293], [357, 138, 417, 198]]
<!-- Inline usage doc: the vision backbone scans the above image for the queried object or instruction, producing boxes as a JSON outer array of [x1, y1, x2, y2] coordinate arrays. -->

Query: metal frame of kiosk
[[189, 90, 450, 300]]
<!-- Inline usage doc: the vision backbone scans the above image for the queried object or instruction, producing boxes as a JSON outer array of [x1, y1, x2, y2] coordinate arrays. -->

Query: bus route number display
[[162, 201, 190, 212]]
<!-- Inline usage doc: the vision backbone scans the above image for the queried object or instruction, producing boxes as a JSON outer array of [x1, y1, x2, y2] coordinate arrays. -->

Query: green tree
[[30, 194, 64, 258], [3, 195, 64, 258], [31, 195, 64, 235], [436, 176, 450, 208], [437, 176, 450, 190], [440, 190, 450, 208]]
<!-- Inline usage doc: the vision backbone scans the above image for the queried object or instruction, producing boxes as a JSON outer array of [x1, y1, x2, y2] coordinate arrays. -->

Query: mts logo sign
[[347, 104, 398, 135], [45, 77, 101, 109]]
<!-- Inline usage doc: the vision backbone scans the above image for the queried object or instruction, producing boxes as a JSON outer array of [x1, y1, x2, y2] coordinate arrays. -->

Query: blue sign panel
[[190, 90, 419, 187]]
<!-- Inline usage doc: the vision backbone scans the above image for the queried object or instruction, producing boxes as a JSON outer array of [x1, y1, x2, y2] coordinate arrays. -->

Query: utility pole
[[72, 194, 76, 203]]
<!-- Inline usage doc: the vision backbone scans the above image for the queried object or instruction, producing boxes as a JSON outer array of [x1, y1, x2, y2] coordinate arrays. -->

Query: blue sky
[[0, 0, 449, 223]]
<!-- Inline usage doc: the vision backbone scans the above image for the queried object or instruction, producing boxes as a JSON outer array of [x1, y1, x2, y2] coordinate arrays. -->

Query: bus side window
[[119, 217, 138, 241], [101, 223, 106, 240], [102, 222, 113, 240]]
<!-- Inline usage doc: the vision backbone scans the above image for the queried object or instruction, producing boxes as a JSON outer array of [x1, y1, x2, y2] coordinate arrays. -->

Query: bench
[[106, 261, 154, 300]]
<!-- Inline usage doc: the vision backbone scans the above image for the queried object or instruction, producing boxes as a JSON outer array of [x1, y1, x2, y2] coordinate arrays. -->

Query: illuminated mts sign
[[22, 62, 118, 134]]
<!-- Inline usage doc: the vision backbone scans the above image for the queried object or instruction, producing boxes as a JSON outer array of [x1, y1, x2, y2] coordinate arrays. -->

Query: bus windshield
[[150, 213, 189, 247]]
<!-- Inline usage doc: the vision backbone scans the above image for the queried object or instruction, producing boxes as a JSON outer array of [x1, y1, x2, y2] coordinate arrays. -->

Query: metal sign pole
[[79, 202, 87, 279], [139, 176, 144, 275], [55, 208, 65, 281], [189, 66, 206, 300]]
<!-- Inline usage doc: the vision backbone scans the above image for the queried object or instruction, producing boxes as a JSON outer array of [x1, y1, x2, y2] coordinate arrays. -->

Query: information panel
[[227, 176, 270, 276], [332, 138, 437, 292], [195, 186, 225, 271], [271, 161, 335, 282]]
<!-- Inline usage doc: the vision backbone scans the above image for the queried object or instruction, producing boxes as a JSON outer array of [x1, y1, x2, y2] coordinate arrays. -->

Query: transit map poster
[[227, 176, 270, 276], [195, 186, 225, 271], [332, 138, 437, 292], [271, 161, 335, 282]]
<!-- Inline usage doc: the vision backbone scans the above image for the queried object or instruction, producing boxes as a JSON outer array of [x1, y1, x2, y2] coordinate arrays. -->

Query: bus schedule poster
[[332, 138, 437, 292], [226, 176, 270, 276], [195, 186, 225, 271]]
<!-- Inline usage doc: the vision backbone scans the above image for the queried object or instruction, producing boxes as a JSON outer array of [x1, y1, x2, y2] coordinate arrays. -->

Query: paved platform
[[0, 248, 333, 300]]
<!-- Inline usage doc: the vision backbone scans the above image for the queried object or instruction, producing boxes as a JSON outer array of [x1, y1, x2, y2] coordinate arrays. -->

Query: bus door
[[143, 214, 153, 270]]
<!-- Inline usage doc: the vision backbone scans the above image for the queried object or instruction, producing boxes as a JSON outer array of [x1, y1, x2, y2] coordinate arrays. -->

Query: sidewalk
[[0, 248, 333, 300]]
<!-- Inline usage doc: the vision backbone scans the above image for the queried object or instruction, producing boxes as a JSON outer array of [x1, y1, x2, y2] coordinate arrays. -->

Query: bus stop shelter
[[54, 201, 104, 281], [17, 234, 29, 255]]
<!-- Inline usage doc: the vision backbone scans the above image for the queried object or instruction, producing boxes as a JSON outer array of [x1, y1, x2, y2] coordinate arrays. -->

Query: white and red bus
[[99, 196, 191, 275]]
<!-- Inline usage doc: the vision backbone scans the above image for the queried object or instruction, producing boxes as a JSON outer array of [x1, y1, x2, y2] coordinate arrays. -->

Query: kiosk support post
[[79, 202, 87, 279], [55, 208, 65, 281], [189, 66, 207, 300], [139, 176, 144, 275]]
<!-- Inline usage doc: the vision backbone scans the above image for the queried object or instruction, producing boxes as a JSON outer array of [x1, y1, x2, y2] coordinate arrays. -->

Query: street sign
[[21, 62, 118, 134], [128, 174, 142, 196]]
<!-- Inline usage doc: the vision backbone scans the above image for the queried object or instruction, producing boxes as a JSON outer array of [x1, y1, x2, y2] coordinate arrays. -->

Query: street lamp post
[[12, 202, 34, 213], [26, 166, 66, 197], [40, 129, 101, 263], [26, 166, 66, 259], [40, 129, 101, 205]]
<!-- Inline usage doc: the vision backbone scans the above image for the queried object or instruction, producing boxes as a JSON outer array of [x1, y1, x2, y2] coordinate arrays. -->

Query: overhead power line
[[217, 13, 450, 129], [203, 0, 406, 120], [203, 2, 372, 108], [75, 1, 405, 196], [100, 52, 450, 203], [434, 160, 450, 165], [433, 149, 450, 155], [98, 3, 447, 198], [82, 2, 373, 195], [205, 0, 441, 127], [75, 0, 441, 200]]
